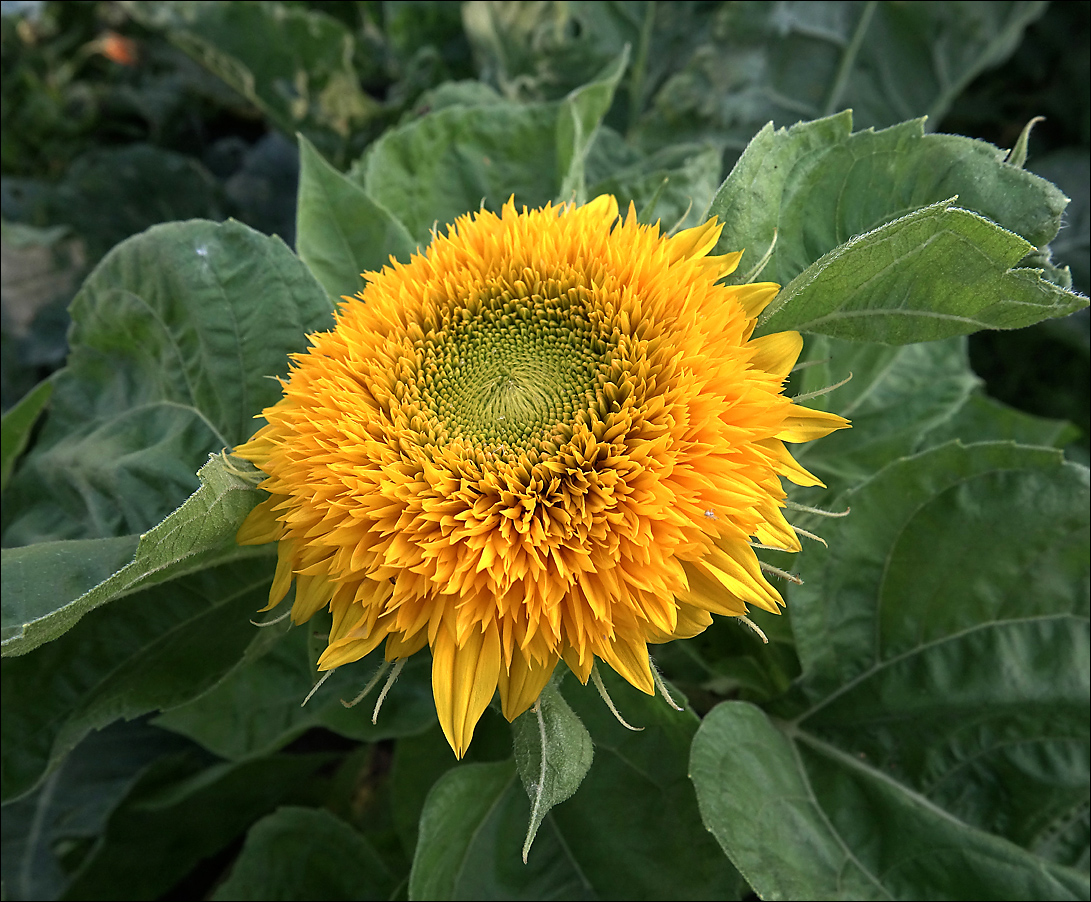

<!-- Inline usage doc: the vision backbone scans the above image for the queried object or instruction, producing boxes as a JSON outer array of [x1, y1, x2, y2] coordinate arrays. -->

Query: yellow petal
[[263, 539, 295, 612], [596, 635, 654, 695], [733, 282, 780, 318], [431, 621, 502, 757], [748, 331, 803, 380], [236, 497, 282, 545], [498, 652, 559, 721], [778, 405, 851, 443]]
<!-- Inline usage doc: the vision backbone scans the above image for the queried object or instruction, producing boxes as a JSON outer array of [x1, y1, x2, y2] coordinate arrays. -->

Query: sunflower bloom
[[234, 196, 848, 756]]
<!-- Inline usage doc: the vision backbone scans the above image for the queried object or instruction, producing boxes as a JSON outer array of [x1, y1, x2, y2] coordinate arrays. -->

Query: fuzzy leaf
[[760, 199, 1084, 343], [511, 679, 593, 862], [711, 113, 1069, 285], [1, 454, 269, 657]]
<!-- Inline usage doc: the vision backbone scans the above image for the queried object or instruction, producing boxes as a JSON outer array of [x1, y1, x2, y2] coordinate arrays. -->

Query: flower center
[[417, 283, 612, 448]]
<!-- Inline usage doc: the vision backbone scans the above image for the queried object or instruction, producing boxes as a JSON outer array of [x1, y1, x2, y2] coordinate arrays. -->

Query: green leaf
[[9, 144, 225, 263], [587, 130, 722, 231], [0, 379, 51, 492], [0, 720, 191, 902], [1, 219, 332, 546], [211, 806, 398, 902], [556, 49, 629, 204], [357, 54, 626, 242], [925, 390, 1081, 451], [712, 112, 1069, 286], [408, 760, 521, 900], [511, 679, 593, 862], [64, 752, 335, 901], [154, 626, 436, 760], [790, 442, 1088, 699], [691, 702, 1087, 901], [0, 558, 269, 803], [634, 1, 1047, 151], [788, 336, 980, 496], [123, 1, 379, 166], [295, 134, 417, 303], [462, 1, 646, 111], [409, 671, 744, 899], [691, 442, 1090, 898], [2, 454, 268, 656], [760, 199, 1085, 344]]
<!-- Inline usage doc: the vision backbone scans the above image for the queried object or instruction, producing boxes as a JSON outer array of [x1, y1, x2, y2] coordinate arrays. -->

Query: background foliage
[[2, 2, 1088, 900]]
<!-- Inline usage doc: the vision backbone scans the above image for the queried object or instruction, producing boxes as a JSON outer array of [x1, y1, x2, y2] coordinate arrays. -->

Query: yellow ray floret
[[235, 195, 849, 756]]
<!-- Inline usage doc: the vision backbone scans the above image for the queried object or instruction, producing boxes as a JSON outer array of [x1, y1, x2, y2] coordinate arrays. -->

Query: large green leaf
[[586, 129, 722, 232], [410, 671, 743, 900], [692, 702, 1087, 901], [295, 134, 417, 303], [154, 625, 437, 760], [788, 336, 979, 496], [0, 558, 269, 803], [760, 199, 1083, 343], [1, 219, 333, 546], [356, 52, 627, 242], [711, 112, 1068, 286], [1, 454, 269, 656], [63, 752, 335, 901], [211, 806, 399, 901], [634, 1, 1047, 152], [0, 721, 191, 902], [690, 442, 1090, 899], [123, 0, 379, 166]]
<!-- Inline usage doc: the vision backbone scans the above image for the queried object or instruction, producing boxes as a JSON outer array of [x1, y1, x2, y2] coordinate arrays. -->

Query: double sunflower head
[[235, 195, 848, 756]]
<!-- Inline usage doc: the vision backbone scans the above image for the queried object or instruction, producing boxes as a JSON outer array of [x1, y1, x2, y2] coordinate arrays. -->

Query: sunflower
[[234, 195, 848, 756]]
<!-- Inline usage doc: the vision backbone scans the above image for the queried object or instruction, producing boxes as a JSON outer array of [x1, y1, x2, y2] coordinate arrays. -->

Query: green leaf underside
[[512, 679, 593, 861], [2, 454, 269, 657], [211, 806, 398, 901], [1, 219, 332, 547], [1, 559, 270, 802], [691, 442, 1090, 899]]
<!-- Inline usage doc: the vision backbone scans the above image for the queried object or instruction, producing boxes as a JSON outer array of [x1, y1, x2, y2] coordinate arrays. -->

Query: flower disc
[[235, 196, 848, 755]]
